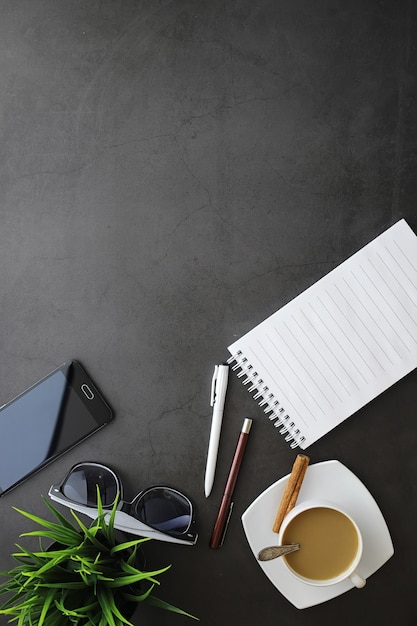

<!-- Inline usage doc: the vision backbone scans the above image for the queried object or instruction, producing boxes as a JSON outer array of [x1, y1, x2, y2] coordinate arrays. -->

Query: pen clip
[[210, 364, 229, 409], [210, 365, 219, 407], [219, 501, 234, 547]]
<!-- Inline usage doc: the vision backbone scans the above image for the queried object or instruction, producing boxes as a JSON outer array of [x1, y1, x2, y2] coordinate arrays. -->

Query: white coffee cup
[[278, 500, 366, 588]]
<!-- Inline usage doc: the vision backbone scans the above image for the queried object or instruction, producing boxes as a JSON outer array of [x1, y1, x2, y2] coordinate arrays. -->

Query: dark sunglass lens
[[62, 465, 118, 507], [135, 488, 191, 534]]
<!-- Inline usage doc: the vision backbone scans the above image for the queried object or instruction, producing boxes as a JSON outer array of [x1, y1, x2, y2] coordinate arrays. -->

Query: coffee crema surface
[[282, 507, 359, 580]]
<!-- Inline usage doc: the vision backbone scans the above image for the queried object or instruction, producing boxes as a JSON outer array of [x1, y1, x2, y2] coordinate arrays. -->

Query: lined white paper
[[228, 219, 417, 448]]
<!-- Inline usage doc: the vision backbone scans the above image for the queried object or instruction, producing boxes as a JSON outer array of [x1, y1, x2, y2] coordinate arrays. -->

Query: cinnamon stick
[[272, 454, 310, 533]]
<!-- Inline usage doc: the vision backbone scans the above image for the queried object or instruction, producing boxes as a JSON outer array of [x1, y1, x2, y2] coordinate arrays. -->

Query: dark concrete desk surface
[[0, 2, 416, 625]]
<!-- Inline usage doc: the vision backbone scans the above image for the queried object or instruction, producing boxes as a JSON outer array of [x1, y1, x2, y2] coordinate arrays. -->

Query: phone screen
[[0, 361, 113, 496]]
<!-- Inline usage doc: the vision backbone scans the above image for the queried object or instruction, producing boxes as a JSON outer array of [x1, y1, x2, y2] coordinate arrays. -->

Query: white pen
[[204, 364, 229, 497]]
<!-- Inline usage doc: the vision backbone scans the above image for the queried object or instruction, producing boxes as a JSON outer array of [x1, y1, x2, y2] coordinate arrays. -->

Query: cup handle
[[349, 572, 366, 588]]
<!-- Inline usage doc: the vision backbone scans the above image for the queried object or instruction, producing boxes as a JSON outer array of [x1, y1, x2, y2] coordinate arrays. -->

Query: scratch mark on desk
[[391, 2, 412, 216]]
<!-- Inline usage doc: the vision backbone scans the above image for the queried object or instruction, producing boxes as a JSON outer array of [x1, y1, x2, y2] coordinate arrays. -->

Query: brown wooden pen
[[209, 418, 253, 549]]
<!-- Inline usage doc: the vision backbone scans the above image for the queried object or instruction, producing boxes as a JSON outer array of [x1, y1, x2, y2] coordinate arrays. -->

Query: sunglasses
[[48, 462, 198, 546]]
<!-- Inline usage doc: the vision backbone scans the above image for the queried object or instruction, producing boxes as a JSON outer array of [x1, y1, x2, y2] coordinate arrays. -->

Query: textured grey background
[[0, 1, 416, 625]]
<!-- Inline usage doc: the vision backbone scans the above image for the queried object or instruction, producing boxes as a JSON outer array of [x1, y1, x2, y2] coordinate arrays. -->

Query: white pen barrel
[[205, 364, 229, 497], [205, 407, 224, 495]]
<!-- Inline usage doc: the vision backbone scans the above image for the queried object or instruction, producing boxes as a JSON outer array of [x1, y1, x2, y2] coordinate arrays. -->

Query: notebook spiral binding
[[226, 351, 306, 449]]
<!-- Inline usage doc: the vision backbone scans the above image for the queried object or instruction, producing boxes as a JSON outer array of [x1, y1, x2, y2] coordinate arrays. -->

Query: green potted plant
[[0, 491, 197, 625]]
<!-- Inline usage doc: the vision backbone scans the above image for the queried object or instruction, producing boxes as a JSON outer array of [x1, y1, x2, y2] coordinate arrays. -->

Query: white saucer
[[241, 460, 394, 609]]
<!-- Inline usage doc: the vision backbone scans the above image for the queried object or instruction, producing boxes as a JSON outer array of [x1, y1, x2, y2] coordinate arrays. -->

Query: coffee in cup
[[278, 500, 366, 588]]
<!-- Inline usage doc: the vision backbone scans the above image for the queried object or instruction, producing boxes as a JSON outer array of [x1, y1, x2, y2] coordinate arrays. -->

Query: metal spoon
[[257, 544, 300, 561]]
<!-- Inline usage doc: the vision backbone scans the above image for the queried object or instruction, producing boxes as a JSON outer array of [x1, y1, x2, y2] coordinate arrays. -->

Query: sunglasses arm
[[48, 486, 196, 545], [110, 510, 196, 545], [48, 487, 106, 522]]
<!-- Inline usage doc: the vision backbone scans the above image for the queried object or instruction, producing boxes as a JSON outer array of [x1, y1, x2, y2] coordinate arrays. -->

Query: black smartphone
[[0, 360, 113, 496]]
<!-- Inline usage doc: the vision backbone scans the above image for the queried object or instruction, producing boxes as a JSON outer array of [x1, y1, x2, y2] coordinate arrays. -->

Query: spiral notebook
[[227, 219, 417, 449]]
